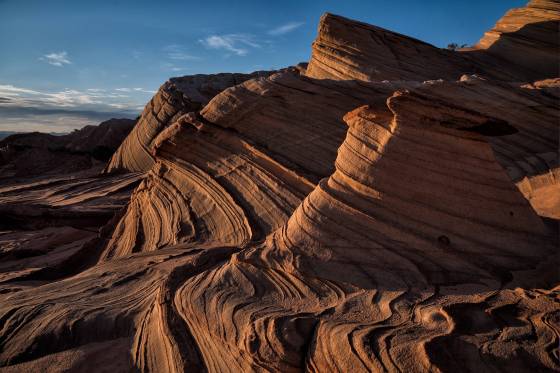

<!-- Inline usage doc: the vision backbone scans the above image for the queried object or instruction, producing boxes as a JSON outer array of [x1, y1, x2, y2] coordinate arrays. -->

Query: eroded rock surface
[[0, 2, 558, 372], [105, 72, 273, 174], [176, 92, 557, 372]]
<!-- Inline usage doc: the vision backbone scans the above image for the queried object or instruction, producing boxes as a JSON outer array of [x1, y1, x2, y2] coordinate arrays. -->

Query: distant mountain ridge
[[0, 131, 68, 140], [0, 118, 136, 179]]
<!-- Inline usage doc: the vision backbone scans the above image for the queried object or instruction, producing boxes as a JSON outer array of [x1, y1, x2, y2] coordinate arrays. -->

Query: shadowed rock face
[[0, 2, 559, 372], [475, 0, 560, 79], [0, 118, 135, 180]]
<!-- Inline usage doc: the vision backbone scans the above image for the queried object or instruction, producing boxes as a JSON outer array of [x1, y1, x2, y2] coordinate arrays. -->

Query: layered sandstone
[[98, 70, 435, 260], [104, 72, 273, 173], [305, 13, 475, 82], [0, 2, 558, 372], [475, 0, 560, 79], [176, 90, 556, 372]]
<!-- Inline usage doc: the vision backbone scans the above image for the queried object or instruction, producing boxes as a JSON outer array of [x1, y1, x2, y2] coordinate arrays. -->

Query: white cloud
[[45, 89, 102, 106], [0, 84, 42, 97], [115, 87, 156, 94], [163, 44, 200, 60], [0, 83, 154, 112], [108, 103, 128, 109], [267, 22, 304, 36], [199, 34, 259, 56], [40, 51, 71, 66], [161, 62, 189, 72], [133, 87, 156, 93]]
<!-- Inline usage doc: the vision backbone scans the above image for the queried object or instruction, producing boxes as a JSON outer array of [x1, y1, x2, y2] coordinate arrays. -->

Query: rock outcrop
[[176, 91, 557, 372], [305, 13, 474, 81], [0, 118, 135, 180], [0, 2, 558, 372], [475, 0, 560, 80], [104, 72, 273, 174]]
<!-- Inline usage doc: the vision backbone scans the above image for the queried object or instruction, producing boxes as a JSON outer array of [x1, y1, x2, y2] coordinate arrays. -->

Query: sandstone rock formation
[[176, 91, 556, 372], [0, 1, 558, 372], [305, 13, 474, 81], [475, 0, 560, 79], [105, 72, 273, 174]]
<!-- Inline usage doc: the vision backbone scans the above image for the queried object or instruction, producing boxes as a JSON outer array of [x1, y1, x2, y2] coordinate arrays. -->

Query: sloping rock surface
[[475, 0, 560, 79], [104, 72, 273, 174], [0, 2, 558, 372]]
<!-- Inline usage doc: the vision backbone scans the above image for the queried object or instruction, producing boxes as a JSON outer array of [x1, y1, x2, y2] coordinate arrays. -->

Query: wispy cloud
[[46, 89, 102, 106], [0, 83, 153, 132], [199, 34, 259, 56], [115, 87, 156, 93], [0, 83, 154, 113], [0, 84, 42, 96], [40, 51, 71, 66], [163, 44, 200, 60], [267, 21, 304, 36], [133, 87, 156, 93], [108, 103, 129, 109], [161, 62, 190, 73]]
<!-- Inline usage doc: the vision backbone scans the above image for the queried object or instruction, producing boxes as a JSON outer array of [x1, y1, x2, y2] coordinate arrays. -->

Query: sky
[[0, 0, 526, 133]]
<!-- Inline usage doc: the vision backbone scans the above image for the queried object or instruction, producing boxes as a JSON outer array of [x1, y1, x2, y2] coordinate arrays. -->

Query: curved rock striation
[[104, 72, 273, 174], [99, 70, 418, 259], [0, 3, 558, 372], [175, 90, 557, 372], [411, 75, 559, 218], [307, 3, 559, 84]]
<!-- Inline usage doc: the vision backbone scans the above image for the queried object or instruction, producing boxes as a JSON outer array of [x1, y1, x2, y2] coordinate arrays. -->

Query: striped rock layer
[[105, 72, 273, 173], [0, 2, 558, 372]]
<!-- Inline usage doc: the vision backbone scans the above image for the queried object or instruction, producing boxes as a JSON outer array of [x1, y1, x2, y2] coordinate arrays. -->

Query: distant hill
[[0, 131, 19, 140], [0, 131, 68, 140], [0, 118, 135, 178]]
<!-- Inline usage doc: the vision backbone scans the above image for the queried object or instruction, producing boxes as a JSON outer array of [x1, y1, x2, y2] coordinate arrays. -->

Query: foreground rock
[[177, 91, 557, 372], [0, 1, 558, 372]]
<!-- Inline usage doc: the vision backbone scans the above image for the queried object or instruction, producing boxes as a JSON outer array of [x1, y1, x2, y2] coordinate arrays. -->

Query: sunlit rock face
[[104, 72, 274, 174], [305, 13, 475, 82], [0, 1, 558, 372], [475, 0, 560, 79]]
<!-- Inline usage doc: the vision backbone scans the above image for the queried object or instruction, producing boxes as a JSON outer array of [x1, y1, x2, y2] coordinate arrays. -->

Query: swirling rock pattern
[[175, 91, 557, 372], [100, 70, 425, 259], [0, 2, 559, 372]]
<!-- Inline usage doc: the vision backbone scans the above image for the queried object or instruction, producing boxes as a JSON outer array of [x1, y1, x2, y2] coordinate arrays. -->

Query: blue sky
[[0, 0, 525, 132]]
